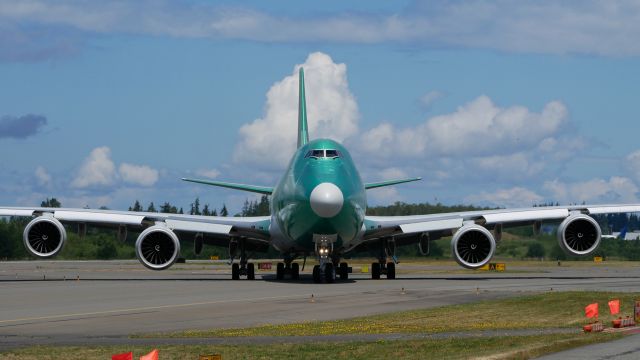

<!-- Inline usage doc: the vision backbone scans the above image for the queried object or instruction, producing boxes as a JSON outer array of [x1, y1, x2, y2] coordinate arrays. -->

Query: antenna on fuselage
[[297, 67, 309, 148]]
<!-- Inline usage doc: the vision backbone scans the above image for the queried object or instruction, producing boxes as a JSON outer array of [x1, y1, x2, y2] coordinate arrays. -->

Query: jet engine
[[557, 214, 601, 256], [135, 225, 181, 270], [23, 216, 67, 258], [451, 224, 496, 269]]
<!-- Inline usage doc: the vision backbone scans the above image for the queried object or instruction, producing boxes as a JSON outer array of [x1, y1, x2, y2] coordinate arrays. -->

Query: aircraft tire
[[291, 263, 300, 280], [386, 262, 396, 279], [324, 263, 335, 283], [247, 263, 255, 280], [339, 262, 348, 280], [232, 263, 240, 280], [371, 262, 381, 279], [276, 262, 285, 280], [312, 265, 321, 283]]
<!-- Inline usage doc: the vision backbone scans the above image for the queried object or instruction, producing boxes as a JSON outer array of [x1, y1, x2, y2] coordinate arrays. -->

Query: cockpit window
[[304, 149, 341, 159], [325, 149, 339, 158]]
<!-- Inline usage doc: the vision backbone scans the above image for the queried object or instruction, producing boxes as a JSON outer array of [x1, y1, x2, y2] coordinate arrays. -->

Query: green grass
[[150, 291, 640, 338], [0, 333, 622, 360], [3, 292, 632, 360]]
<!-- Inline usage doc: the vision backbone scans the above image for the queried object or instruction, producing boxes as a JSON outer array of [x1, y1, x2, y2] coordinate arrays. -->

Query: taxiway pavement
[[1, 260, 639, 350]]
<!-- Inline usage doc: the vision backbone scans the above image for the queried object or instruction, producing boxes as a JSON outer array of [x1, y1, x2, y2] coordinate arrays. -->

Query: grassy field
[[150, 291, 640, 338], [0, 333, 622, 360], [2, 292, 635, 359]]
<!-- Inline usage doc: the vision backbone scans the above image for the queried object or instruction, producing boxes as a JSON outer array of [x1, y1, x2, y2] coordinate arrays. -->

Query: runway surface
[[1, 260, 639, 351]]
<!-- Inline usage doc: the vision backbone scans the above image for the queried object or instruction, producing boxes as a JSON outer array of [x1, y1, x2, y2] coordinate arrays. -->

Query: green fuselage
[[270, 139, 366, 255]]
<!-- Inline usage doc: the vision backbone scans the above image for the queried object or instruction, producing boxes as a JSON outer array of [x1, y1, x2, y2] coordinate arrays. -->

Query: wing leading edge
[[363, 204, 640, 269], [0, 206, 270, 270]]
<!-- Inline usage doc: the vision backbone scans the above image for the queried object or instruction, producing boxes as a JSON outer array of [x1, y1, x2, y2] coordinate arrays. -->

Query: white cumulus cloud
[[119, 163, 159, 186], [234, 52, 359, 168], [625, 150, 640, 183], [355, 95, 581, 184], [4, 1, 640, 59], [465, 187, 544, 208], [360, 96, 568, 158], [419, 90, 443, 109], [34, 165, 51, 186], [195, 168, 220, 179], [543, 177, 639, 204], [71, 146, 116, 188]]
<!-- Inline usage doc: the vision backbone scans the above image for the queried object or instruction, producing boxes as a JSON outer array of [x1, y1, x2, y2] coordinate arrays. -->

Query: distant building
[[612, 231, 640, 241]]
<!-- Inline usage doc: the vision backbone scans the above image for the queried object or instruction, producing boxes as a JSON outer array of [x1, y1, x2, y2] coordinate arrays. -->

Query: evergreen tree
[[146, 202, 157, 212], [190, 198, 201, 215], [41, 198, 61, 208], [160, 202, 177, 213], [257, 195, 270, 215], [129, 200, 143, 212], [202, 204, 211, 216], [220, 204, 228, 217], [241, 200, 250, 216], [178, 207, 184, 214], [212, 209, 218, 216]]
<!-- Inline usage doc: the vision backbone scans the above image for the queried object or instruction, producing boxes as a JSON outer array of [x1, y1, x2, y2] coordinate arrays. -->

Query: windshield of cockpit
[[304, 149, 341, 159]]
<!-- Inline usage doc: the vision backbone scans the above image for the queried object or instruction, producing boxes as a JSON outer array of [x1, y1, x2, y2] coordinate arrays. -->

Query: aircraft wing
[[364, 204, 640, 240], [363, 204, 640, 268], [0, 206, 270, 269]]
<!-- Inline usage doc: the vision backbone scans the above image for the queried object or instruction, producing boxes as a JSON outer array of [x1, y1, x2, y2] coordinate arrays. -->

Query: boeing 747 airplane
[[2, 68, 639, 283]]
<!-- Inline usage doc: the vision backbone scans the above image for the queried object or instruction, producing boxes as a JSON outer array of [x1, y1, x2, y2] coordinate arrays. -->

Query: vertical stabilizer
[[297, 68, 309, 148]]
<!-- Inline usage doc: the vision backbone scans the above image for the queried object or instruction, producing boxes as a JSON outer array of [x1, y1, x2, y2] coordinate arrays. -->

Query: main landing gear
[[370, 261, 395, 280], [230, 238, 255, 280], [276, 260, 300, 280], [371, 237, 397, 280]]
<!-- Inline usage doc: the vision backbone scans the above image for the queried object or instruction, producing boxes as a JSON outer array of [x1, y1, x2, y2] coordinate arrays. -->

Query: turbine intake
[[451, 224, 496, 269]]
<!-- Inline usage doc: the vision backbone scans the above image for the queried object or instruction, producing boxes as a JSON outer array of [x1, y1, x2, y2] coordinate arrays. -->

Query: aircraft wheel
[[276, 262, 285, 280], [231, 263, 240, 280], [324, 263, 335, 283], [247, 263, 255, 280], [386, 262, 396, 279], [339, 262, 349, 280], [291, 263, 300, 280], [371, 262, 381, 280], [312, 265, 321, 283]]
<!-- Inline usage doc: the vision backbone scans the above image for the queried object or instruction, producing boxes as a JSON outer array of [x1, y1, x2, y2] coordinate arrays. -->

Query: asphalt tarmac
[[1, 259, 639, 353]]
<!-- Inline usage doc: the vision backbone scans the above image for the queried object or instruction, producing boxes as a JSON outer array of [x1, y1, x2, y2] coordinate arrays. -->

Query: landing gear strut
[[276, 256, 300, 280], [230, 238, 255, 280], [371, 237, 396, 280], [311, 235, 352, 283]]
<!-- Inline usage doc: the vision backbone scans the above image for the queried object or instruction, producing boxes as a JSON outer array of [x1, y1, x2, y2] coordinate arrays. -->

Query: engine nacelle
[[135, 225, 181, 270], [451, 224, 496, 269], [557, 214, 601, 256], [23, 216, 67, 258]]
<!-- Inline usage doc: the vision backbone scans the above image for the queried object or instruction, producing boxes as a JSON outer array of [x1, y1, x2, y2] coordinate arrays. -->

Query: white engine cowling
[[451, 224, 496, 269], [23, 216, 67, 258], [135, 225, 181, 270], [557, 214, 601, 256]]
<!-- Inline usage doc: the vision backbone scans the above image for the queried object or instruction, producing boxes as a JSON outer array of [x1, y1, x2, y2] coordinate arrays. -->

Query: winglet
[[364, 177, 422, 190], [297, 67, 309, 148], [182, 178, 273, 195]]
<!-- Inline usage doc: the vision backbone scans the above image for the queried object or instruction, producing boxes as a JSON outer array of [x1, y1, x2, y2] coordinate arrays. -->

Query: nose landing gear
[[312, 234, 350, 283]]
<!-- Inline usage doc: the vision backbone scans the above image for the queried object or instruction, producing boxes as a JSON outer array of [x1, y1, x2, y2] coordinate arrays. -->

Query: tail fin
[[297, 67, 309, 148], [619, 225, 628, 239]]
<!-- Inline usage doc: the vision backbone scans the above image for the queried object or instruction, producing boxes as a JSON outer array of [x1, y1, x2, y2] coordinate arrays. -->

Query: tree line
[[2, 197, 640, 261]]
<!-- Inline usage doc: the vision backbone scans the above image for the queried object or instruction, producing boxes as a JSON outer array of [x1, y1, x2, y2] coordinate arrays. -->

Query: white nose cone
[[310, 182, 344, 218]]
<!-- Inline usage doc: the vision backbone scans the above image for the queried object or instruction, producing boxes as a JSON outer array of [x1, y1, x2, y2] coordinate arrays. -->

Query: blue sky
[[1, 1, 640, 213]]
